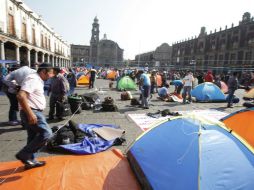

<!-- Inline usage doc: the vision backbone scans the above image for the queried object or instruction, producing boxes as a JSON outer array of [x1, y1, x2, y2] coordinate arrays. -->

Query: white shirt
[[183, 74, 194, 87], [21, 73, 46, 110]]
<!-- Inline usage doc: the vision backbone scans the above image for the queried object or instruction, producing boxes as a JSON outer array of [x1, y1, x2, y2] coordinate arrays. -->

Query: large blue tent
[[128, 115, 254, 190], [191, 82, 226, 102]]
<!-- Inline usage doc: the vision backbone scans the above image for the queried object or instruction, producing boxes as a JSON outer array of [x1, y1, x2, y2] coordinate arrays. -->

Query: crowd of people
[[0, 61, 254, 169]]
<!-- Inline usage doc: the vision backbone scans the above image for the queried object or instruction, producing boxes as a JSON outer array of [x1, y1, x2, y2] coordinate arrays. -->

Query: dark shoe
[[16, 153, 35, 165], [47, 117, 54, 121], [143, 107, 149, 109], [227, 104, 233, 108], [57, 117, 64, 121], [24, 160, 46, 170]]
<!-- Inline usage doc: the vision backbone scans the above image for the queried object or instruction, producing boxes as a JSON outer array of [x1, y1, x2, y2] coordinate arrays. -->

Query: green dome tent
[[117, 76, 137, 91]]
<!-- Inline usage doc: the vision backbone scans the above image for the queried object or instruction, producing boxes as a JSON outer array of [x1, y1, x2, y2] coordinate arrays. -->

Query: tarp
[[0, 149, 140, 190], [77, 75, 89, 86], [244, 88, 254, 99], [220, 81, 228, 93], [221, 107, 254, 149], [128, 115, 254, 190], [191, 82, 226, 102], [117, 76, 137, 91], [0, 60, 19, 64], [156, 74, 162, 87], [60, 124, 120, 154]]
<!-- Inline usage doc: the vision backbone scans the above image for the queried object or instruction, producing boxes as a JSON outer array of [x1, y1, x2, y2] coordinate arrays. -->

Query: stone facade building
[[135, 43, 172, 68], [71, 17, 123, 67], [172, 12, 254, 72], [0, 0, 71, 67]]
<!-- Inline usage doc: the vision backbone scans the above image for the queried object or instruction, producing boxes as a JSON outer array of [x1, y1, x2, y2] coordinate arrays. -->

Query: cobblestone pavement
[[0, 79, 246, 162]]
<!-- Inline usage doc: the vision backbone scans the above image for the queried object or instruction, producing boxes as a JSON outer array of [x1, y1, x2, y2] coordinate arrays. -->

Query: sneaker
[[8, 121, 20, 126]]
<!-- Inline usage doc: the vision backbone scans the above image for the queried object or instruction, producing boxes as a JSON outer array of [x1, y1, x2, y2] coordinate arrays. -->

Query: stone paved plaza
[[0, 79, 247, 162]]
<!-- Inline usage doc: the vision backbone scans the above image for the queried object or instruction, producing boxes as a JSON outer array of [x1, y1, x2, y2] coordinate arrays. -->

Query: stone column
[[27, 49, 31, 67], [0, 41, 5, 60], [16, 46, 20, 62]]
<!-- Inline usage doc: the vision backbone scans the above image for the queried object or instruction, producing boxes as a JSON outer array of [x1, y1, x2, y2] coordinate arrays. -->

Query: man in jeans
[[227, 72, 238, 108], [16, 63, 54, 169], [182, 71, 194, 104], [3, 61, 36, 126]]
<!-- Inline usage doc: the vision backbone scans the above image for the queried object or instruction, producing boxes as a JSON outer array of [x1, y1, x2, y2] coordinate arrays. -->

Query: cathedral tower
[[89, 17, 100, 64]]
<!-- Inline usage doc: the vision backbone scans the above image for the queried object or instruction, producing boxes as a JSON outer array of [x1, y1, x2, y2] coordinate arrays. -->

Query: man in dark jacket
[[227, 72, 238, 108]]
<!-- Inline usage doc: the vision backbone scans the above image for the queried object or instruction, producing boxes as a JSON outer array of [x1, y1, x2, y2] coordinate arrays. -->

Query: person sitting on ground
[[158, 84, 170, 100]]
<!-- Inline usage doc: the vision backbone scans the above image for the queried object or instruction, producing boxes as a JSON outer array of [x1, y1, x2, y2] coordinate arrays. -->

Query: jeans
[[18, 110, 52, 160], [67, 86, 75, 96], [141, 85, 151, 108], [182, 86, 192, 103], [6, 92, 18, 121], [227, 88, 236, 105]]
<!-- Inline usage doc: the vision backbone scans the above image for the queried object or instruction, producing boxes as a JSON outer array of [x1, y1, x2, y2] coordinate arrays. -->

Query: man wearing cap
[[48, 67, 69, 120], [16, 63, 54, 169]]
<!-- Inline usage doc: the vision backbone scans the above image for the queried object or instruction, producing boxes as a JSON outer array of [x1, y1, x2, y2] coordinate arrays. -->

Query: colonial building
[[71, 17, 124, 67], [135, 43, 172, 67], [172, 12, 254, 72], [0, 0, 71, 67]]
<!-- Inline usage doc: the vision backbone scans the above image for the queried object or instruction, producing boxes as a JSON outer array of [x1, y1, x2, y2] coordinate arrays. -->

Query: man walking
[[16, 63, 54, 169], [3, 61, 36, 126], [227, 72, 238, 108], [89, 66, 97, 89]]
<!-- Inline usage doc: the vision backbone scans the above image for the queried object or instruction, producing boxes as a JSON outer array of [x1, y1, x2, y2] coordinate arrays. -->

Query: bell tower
[[90, 16, 100, 64]]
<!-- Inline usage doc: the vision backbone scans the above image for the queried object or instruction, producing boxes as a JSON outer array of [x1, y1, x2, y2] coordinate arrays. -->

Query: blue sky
[[23, 0, 254, 59]]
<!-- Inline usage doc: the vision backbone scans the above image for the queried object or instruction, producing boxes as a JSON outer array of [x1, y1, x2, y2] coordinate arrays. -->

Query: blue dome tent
[[128, 115, 254, 190], [191, 82, 226, 102]]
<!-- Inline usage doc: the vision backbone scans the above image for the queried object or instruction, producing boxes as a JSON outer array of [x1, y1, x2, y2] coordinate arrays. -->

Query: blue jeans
[[18, 110, 52, 160], [227, 88, 236, 105], [182, 86, 192, 103], [67, 86, 75, 96], [6, 92, 18, 121]]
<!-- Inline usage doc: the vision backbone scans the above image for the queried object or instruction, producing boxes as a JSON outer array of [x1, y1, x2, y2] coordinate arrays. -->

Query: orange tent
[[221, 108, 254, 149], [107, 71, 117, 80], [0, 149, 140, 190], [77, 75, 89, 86]]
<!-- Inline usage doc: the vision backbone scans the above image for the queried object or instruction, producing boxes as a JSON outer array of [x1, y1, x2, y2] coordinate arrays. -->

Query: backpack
[[121, 92, 130, 100], [56, 101, 72, 117], [131, 98, 141, 106], [101, 97, 118, 112]]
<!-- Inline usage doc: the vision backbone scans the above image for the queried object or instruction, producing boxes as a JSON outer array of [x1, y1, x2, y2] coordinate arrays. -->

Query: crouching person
[[15, 63, 54, 169], [158, 84, 170, 100]]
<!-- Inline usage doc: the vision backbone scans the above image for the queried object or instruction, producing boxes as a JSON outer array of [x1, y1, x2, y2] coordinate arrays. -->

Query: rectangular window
[[21, 23, 27, 41], [45, 36, 47, 49], [32, 28, 36, 45], [8, 14, 15, 35], [41, 34, 44, 48], [48, 38, 51, 50]]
